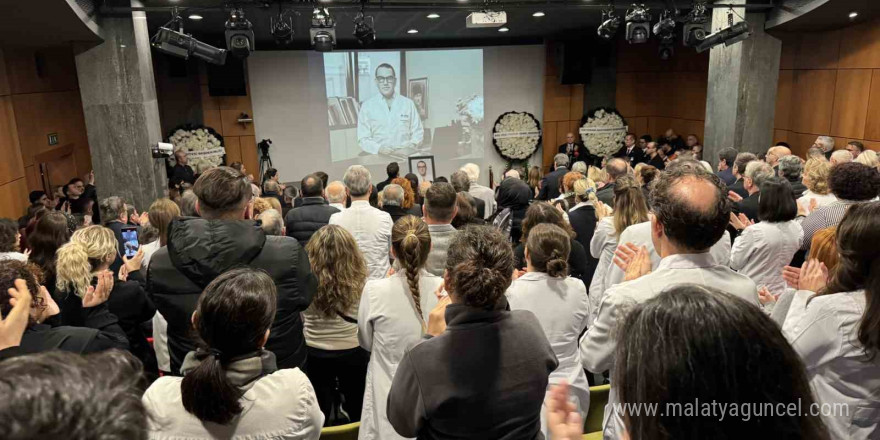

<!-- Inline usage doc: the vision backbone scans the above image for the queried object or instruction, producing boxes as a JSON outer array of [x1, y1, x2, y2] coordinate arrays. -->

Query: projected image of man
[[357, 63, 423, 155]]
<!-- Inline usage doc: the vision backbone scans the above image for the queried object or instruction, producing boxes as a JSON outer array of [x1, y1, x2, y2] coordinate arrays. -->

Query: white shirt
[[303, 301, 359, 351], [358, 270, 442, 440], [330, 200, 393, 281], [581, 253, 759, 440], [329, 202, 346, 212], [141, 239, 170, 372], [603, 220, 732, 289], [508, 272, 591, 437], [141, 240, 161, 270], [729, 220, 803, 296], [588, 217, 617, 319], [357, 92, 424, 154], [783, 290, 880, 440], [797, 190, 838, 216], [470, 183, 496, 220]]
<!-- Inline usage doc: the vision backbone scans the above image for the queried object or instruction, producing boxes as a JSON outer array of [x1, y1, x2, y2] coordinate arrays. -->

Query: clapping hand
[[614, 243, 652, 281], [798, 259, 829, 293], [426, 282, 451, 336], [757, 286, 779, 306], [729, 212, 754, 230], [782, 265, 801, 289], [1, 279, 33, 350], [546, 381, 583, 440], [82, 270, 113, 308], [727, 191, 743, 203]]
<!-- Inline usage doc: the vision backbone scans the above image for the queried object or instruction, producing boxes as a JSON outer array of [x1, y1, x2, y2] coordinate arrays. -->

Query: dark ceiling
[[767, 0, 879, 32]]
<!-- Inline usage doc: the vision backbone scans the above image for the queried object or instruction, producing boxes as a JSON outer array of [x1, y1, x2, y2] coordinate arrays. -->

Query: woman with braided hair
[[358, 215, 442, 440], [507, 223, 591, 438]]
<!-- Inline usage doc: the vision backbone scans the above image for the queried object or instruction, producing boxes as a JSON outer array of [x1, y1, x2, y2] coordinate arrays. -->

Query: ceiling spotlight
[[225, 8, 254, 58], [532, 11, 545, 17], [625, 3, 651, 44], [407, 28, 419, 34], [597, 3, 620, 40], [353, 11, 376, 46], [659, 37, 674, 60], [849, 11, 859, 19], [653, 10, 675, 39], [270, 9, 294, 46], [310, 7, 337, 52], [498, 27, 510, 32], [427, 13, 440, 19], [695, 10, 751, 53], [152, 27, 226, 65], [683, 2, 709, 47], [188, 14, 203, 20]]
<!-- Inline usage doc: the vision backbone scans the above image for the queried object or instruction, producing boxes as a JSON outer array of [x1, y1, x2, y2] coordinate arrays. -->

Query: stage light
[[310, 7, 337, 52], [695, 10, 751, 53], [152, 27, 227, 65], [653, 10, 675, 39], [270, 9, 294, 46], [658, 37, 674, 59], [225, 8, 255, 58], [624, 3, 651, 44], [427, 13, 440, 19], [498, 27, 509, 32], [682, 2, 709, 47], [188, 14, 203, 20], [849, 11, 859, 19], [597, 3, 620, 40], [532, 11, 545, 17], [407, 28, 419, 34], [353, 11, 376, 46]]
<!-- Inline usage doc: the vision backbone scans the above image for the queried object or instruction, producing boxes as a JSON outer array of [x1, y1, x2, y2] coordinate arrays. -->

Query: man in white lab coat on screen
[[357, 63, 423, 155]]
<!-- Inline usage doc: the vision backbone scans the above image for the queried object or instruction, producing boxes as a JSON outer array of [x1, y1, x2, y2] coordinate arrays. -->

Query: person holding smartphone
[[98, 196, 141, 275]]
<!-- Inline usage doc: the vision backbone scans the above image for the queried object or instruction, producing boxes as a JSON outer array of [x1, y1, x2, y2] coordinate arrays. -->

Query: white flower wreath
[[493, 112, 541, 160], [168, 128, 225, 174], [579, 109, 628, 158]]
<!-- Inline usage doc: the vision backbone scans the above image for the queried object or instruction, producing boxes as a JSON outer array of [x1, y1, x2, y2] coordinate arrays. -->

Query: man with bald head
[[581, 164, 759, 439], [766, 145, 792, 170], [326, 181, 347, 211], [596, 157, 629, 205], [285, 173, 339, 247], [558, 132, 588, 166]]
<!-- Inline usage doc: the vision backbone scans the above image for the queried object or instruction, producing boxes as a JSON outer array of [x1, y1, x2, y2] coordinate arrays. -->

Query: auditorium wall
[[542, 42, 585, 173], [0, 46, 91, 219], [773, 18, 880, 158]]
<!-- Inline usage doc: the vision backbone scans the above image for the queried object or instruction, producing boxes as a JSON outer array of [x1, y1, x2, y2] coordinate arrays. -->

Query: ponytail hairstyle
[[391, 216, 431, 319], [817, 201, 880, 360], [445, 225, 514, 310], [612, 175, 650, 236], [55, 226, 117, 297], [525, 223, 570, 278], [181, 268, 277, 425], [573, 177, 598, 205], [147, 198, 180, 246]]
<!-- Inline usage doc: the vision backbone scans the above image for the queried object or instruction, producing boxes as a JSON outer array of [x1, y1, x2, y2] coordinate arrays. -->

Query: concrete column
[[75, 2, 166, 211], [703, 1, 782, 167]]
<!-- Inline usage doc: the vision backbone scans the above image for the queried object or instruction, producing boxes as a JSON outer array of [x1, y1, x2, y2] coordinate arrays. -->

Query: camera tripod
[[257, 139, 273, 182]]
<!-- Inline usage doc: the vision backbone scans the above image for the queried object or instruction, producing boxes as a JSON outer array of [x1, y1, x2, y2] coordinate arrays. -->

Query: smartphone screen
[[121, 227, 139, 258]]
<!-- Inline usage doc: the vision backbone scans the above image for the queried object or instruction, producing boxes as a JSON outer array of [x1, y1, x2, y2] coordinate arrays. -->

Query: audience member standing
[[326, 181, 348, 211], [143, 268, 324, 439], [513, 202, 589, 287], [493, 177, 531, 244], [423, 183, 458, 277], [139, 198, 179, 375], [149, 166, 317, 374], [461, 163, 496, 219], [582, 167, 759, 439], [285, 174, 339, 247], [387, 226, 557, 439], [0, 219, 26, 262], [613, 133, 645, 166], [728, 152, 757, 199], [330, 166, 394, 281], [391, 177, 422, 217], [527, 166, 543, 199], [644, 142, 665, 170], [731, 161, 774, 221], [830, 150, 853, 166], [558, 132, 588, 166], [304, 225, 369, 424], [59, 173, 100, 222], [450, 170, 485, 218], [99, 196, 139, 275], [596, 158, 628, 206], [778, 155, 807, 199], [729, 177, 803, 296], [169, 150, 196, 190], [783, 202, 880, 439], [797, 158, 837, 216], [377, 162, 399, 192], [568, 178, 601, 281], [381, 184, 409, 223], [539, 154, 570, 201], [27, 211, 71, 297], [716, 147, 738, 186], [507, 224, 590, 437], [358, 216, 441, 440]]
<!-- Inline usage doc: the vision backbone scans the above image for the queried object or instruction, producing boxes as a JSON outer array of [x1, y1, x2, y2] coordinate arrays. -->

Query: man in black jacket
[[169, 150, 196, 189], [148, 167, 317, 374], [377, 162, 399, 192], [557, 132, 588, 166], [450, 170, 485, 218], [732, 161, 774, 221], [596, 158, 628, 206], [285, 174, 339, 247], [613, 133, 646, 166], [538, 154, 570, 200]]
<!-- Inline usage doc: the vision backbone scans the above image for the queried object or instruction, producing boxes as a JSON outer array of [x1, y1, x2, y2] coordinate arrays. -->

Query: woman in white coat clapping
[[358, 215, 441, 440]]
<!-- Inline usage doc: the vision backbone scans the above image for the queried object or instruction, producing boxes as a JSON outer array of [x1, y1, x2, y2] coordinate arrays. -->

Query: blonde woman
[[304, 225, 369, 424], [855, 149, 879, 170], [587, 166, 608, 190], [568, 178, 601, 282], [798, 159, 837, 216], [589, 176, 649, 310], [358, 216, 441, 440], [55, 225, 156, 371]]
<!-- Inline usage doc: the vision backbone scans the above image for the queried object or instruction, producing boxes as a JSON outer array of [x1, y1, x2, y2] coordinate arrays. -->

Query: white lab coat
[[507, 272, 591, 438], [588, 217, 617, 323], [729, 220, 803, 296], [357, 270, 442, 440], [329, 201, 393, 281], [602, 221, 732, 292], [357, 93, 423, 154], [783, 289, 880, 440], [797, 190, 838, 216], [469, 184, 496, 220], [581, 253, 759, 440]]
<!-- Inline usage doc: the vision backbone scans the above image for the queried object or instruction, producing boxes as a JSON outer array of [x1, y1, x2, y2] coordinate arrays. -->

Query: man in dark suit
[[596, 158, 628, 206], [558, 132, 589, 166], [169, 150, 196, 189], [380, 184, 410, 223], [613, 133, 646, 166], [538, 154, 570, 201], [732, 161, 774, 221], [727, 152, 757, 199], [285, 174, 339, 247], [450, 170, 485, 218], [377, 162, 399, 192]]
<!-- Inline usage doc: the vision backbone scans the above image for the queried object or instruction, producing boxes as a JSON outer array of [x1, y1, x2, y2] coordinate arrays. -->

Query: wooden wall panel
[[778, 33, 798, 70], [12, 90, 89, 168], [864, 69, 880, 141], [0, 96, 23, 185], [220, 109, 255, 137], [4, 47, 78, 95], [569, 84, 584, 122], [615, 72, 638, 118], [23, 165, 39, 192], [542, 121, 558, 172], [0, 179, 28, 219], [203, 108, 222, 135], [0, 49, 8, 97], [829, 69, 872, 139], [790, 69, 837, 135], [794, 30, 840, 70], [543, 79, 572, 122], [838, 21, 880, 69], [223, 136, 242, 165], [774, 69, 794, 131], [239, 136, 259, 179]]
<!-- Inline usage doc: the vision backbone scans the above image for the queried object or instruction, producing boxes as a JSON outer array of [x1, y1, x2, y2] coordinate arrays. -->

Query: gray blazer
[[424, 224, 458, 277]]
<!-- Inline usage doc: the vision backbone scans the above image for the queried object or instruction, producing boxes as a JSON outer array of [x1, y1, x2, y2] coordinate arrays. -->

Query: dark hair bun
[[546, 257, 569, 278]]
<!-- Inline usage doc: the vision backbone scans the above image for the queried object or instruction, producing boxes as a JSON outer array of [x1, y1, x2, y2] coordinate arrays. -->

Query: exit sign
[[47, 133, 58, 145]]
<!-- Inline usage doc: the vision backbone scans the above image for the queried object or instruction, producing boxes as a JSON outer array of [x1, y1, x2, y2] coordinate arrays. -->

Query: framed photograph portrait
[[408, 155, 436, 184], [408, 77, 428, 120]]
